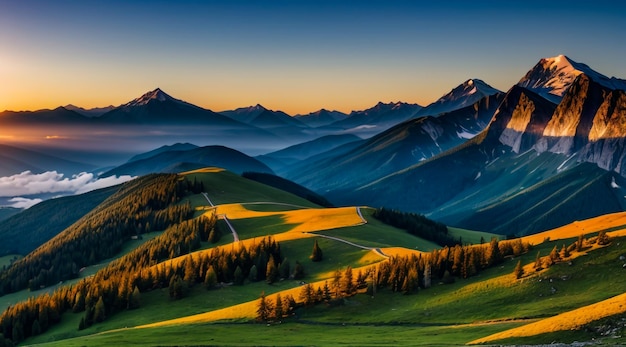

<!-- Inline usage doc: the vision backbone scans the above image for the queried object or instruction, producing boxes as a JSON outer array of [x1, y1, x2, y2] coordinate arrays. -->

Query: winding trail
[[201, 193, 381, 256], [201, 192, 215, 207], [305, 232, 388, 258], [220, 215, 240, 242]]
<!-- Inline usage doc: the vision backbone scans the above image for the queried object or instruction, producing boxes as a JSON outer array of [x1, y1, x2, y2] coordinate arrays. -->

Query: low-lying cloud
[[0, 171, 135, 207], [6, 197, 43, 209]]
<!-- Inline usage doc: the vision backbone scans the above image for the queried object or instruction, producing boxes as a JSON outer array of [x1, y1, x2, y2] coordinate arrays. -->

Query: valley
[[1, 54, 626, 346]]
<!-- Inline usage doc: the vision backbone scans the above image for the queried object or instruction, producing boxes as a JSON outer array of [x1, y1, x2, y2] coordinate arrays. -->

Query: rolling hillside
[[102, 145, 274, 177], [10, 168, 626, 346]]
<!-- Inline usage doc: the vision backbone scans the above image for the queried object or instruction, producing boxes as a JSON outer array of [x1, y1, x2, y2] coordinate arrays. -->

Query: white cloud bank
[[6, 197, 43, 209], [0, 171, 135, 208]]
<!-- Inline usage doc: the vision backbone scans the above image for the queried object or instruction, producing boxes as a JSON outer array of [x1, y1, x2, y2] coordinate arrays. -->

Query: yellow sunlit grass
[[214, 203, 276, 218], [281, 206, 365, 233], [378, 247, 422, 258], [359, 249, 389, 265], [181, 167, 225, 175], [521, 211, 626, 245], [154, 206, 366, 271], [138, 262, 383, 329], [469, 291, 626, 344]]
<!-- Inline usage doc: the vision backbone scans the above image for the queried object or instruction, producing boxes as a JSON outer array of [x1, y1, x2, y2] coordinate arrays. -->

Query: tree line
[[0, 174, 195, 295], [257, 237, 532, 322], [0, 174, 227, 344], [372, 207, 457, 247]]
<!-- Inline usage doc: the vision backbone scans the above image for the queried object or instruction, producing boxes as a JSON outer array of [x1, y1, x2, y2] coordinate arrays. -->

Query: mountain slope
[[0, 185, 119, 256], [319, 101, 422, 137], [126, 143, 199, 163], [517, 54, 626, 103], [64, 104, 115, 117], [103, 145, 274, 177], [417, 79, 501, 117], [0, 107, 89, 125], [257, 134, 362, 170], [293, 109, 348, 127], [0, 143, 96, 176], [284, 93, 503, 193], [97, 88, 245, 125], [328, 56, 626, 236]]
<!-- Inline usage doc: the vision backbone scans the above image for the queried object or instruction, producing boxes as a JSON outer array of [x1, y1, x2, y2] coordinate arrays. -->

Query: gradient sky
[[2, 0, 625, 115]]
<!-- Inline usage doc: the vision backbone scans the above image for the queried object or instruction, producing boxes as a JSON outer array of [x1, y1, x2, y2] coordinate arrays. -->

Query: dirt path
[[305, 233, 388, 258], [220, 215, 240, 242]]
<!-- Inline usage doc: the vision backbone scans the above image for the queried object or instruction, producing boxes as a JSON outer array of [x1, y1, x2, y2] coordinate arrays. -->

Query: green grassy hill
[[2, 167, 625, 347]]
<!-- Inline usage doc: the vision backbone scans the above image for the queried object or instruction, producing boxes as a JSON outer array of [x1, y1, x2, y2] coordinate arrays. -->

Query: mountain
[[256, 134, 362, 171], [284, 92, 504, 193], [220, 104, 310, 140], [517, 54, 626, 103], [97, 88, 245, 125], [326, 55, 626, 236], [102, 145, 274, 177], [64, 104, 115, 117], [320, 101, 423, 137], [126, 142, 199, 163], [0, 107, 89, 125], [0, 185, 119, 256], [293, 109, 348, 127], [0, 143, 96, 176], [417, 79, 501, 117]]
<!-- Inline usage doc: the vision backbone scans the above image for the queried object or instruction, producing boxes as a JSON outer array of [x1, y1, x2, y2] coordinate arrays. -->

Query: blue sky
[[2, 0, 625, 114]]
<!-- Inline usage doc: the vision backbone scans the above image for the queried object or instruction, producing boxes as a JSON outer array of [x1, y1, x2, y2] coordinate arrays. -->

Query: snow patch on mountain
[[518, 55, 626, 103], [123, 88, 173, 107], [418, 79, 501, 117]]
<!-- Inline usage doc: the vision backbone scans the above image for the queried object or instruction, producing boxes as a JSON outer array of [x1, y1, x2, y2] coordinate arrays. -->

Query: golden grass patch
[[521, 211, 626, 245], [379, 247, 422, 258], [469, 291, 626, 344], [281, 207, 365, 233], [181, 167, 225, 174]]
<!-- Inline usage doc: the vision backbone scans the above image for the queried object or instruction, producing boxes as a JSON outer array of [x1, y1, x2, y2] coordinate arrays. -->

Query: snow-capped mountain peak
[[417, 79, 501, 117], [517, 55, 626, 103], [123, 88, 175, 107]]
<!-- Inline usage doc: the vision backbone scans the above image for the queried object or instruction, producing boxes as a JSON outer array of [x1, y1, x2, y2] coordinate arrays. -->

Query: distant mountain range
[[316, 55, 626, 236], [3, 54, 626, 238]]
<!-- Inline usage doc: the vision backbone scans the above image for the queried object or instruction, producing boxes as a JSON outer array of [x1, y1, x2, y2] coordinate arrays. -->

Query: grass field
[[14, 169, 626, 346]]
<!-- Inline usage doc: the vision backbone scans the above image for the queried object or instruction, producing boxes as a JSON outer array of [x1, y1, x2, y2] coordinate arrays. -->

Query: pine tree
[[208, 228, 220, 243], [292, 261, 304, 280], [342, 266, 355, 295], [332, 269, 342, 297], [256, 292, 273, 322], [78, 317, 86, 331], [248, 264, 259, 282], [128, 286, 141, 309], [183, 256, 197, 286], [560, 244, 570, 259], [323, 281, 332, 301], [597, 230, 611, 245], [534, 251, 543, 271], [94, 296, 106, 323], [31, 320, 41, 336], [204, 266, 218, 290], [549, 245, 560, 263], [234, 266, 244, 285], [278, 259, 290, 280], [423, 264, 432, 288], [299, 284, 315, 306], [310, 240, 323, 262], [576, 234, 585, 252], [266, 256, 278, 284], [514, 260, 524, 279], [274, 293, 283, 320]]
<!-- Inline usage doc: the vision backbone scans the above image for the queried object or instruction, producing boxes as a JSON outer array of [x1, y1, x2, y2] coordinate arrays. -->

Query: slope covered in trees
[[0, 185, 119, 257]]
